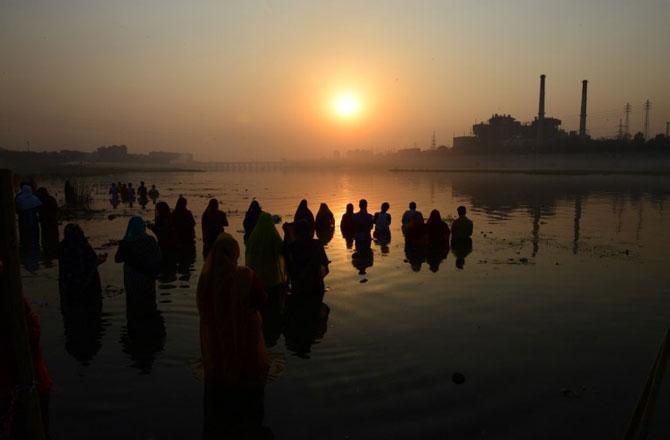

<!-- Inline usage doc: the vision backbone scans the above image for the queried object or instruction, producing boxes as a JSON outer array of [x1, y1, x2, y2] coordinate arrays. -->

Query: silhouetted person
[[451, 206, 473, 244], [373, 202, 392, 245], [119, 182, 128, 203], [340, 203, 355, 246], [36, 187, 60, 259], [315, 203, 335, 231], [353, 199, 374, 250], [58, 224, 106, 306], [197, 234, 270, 439], [201, 199, 229, 257], [243, 200, 262, 244], [286, 220, 329, 304], [401, 201, 423, 227], [138, 181, 148, 208], [126, 182, 136, 206], [15, 184, 42, 253], [115, 216, 161, 313], [401, 201, 425, 244], [64, 179, 76, 208], [426, 209, 450, 245], [148, 184, 160, 205], [246, 212, 287, 348], [148, 201, 174, 255], [294, 199, 315, 236], [171, 196, 196, 251], [109, 182, 120, 207]]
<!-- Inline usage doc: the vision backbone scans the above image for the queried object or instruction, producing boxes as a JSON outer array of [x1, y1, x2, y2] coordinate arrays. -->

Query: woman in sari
[[170, 196, 196, 250], [201, 198, 229, 257], [245, 213, 285, 290], [148, 201, 174, 253], [115, 216, 161, 311], [425, 209, 450, 245], [37, 187, 60, 258], [294, 199, 315, 234], [197, 233, 269, 438], [315, 203, 335, 231], [15, 184, 42, 252], [243, 200, 262, 244], [286, 220, 329, 303], [58, 224, 105, 306], [340, 203, 355, 239]]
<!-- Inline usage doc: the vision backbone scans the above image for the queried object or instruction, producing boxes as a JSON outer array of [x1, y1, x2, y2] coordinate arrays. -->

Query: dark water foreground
[[21, 171, 670, 439]]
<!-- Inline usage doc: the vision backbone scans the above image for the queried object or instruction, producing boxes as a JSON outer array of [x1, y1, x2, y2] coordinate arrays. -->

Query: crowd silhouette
[[6, 177, 476, 439]]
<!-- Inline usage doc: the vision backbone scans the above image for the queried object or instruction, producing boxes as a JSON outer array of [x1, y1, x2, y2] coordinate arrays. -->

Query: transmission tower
[[624, 102, 632, 139], [431, 131, 436, 149], [643, 99, 651, 139]]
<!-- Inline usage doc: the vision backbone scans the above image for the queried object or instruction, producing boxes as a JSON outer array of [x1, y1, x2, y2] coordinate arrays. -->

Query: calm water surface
[[22, 171, 670, 439]]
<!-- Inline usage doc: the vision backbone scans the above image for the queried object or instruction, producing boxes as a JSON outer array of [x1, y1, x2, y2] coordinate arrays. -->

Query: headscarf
[[155, 201, 171, 225], [294, 199, 315, 225], [59, 224, 101, 297], [16, 185, 42, 211], [245, 212, 285, 288], [197, 233, 268, 386], [315, 203, 335, 230], [243, 200, 262, 243], [124, 216, 147, 241], [426, 209, 450, 243]]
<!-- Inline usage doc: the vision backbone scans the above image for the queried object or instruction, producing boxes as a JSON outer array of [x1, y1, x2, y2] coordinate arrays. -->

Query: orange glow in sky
[[333, 93, 362, 119]]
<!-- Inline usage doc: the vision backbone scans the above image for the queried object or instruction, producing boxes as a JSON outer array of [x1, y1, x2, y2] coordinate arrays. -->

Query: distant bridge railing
[[203, 161, 288, 171]]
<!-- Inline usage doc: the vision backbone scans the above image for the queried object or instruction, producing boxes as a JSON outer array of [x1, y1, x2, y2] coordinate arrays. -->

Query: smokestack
[[537, 74, 546, 146], [579, 80, 588, 138]]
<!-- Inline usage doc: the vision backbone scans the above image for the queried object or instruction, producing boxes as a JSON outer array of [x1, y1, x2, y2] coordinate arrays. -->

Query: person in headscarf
[[286, 220, 329, 304], [243, 200, 262, 244], [197, 234, 269, 438], [58, 224, 104, 305], [36, 187, 60, 258], [15, 184, 42, 252], [245, 212, 286, 291], [148, 201, 174, 254], [315, 203, 335, 232], [293, 199, 315, 235], [170, 196, 196, 250], [202, 199, 229, 257], [115, 216, 161, 311], [426, 209, 450, 245], [340, 203, 355, 245], [402, 202, 426, 245]]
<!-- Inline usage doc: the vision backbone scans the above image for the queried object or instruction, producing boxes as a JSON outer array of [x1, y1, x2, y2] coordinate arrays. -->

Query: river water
[[21, 170, 670, 439]]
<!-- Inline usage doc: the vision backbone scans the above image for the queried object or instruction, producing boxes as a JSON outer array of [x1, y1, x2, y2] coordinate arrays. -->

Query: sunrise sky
[[1, 0, 669, 160]]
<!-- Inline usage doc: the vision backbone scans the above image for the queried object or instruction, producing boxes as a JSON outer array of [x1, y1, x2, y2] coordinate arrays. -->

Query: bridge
[[203, 161, 288, 171]]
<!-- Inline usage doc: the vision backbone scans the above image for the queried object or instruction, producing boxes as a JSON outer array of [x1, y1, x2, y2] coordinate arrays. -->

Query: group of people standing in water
[[7, 178, 474, 438], [109, 181, 160, 209]]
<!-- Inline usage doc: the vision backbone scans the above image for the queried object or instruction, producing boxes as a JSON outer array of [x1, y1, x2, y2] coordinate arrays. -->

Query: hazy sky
[[1, 0, 668, 160]]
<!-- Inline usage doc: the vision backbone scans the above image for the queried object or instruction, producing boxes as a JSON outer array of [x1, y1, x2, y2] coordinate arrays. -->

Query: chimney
[[579, 80, 588, 137], [537, 74, 546, 146]]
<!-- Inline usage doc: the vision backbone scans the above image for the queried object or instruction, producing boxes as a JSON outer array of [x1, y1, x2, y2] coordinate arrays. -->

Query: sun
[[333, 93, 361, 118]]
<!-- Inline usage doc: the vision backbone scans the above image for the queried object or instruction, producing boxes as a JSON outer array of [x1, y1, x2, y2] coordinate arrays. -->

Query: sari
[[197, 233, 268, 387], [245, 212, 285, 289], [58, 224, 102, 305], [202, 199, 229, 257]]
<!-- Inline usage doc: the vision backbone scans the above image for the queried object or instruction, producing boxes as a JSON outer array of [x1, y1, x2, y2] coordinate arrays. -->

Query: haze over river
[[22, 170, 670, 439]]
